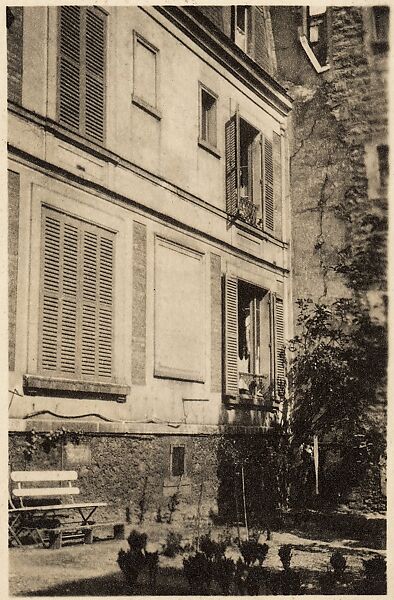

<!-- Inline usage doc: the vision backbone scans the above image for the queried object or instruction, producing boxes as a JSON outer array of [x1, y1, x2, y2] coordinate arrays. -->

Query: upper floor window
[[225, 110, 281, 236], [58, 6, 107, 142], [232, 6, 250, 53], [132, 32, 160, 119], [40, 207, 115, 382], [199, 84, 218, 151], [307, 6, 328, 66]]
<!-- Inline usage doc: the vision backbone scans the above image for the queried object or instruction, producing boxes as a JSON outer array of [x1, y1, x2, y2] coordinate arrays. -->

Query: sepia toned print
[[7, 4, 387, 596]]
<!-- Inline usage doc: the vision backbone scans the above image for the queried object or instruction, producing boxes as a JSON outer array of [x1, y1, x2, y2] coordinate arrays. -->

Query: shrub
[[278, 544, 292, 570], [183, 552, 212, 593], [162, 530, 183, 557], [330, 550, 347, 577]]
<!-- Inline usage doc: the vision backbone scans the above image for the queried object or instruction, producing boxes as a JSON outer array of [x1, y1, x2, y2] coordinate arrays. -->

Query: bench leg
[[114, 523, 125, 540], [84, 528, 93, 544], [48, 530, 62, 549]]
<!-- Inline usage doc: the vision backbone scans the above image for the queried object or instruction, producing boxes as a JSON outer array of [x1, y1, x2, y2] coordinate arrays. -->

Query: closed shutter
[[273, 132, 282, 239], [40, 207, 114, 380], [224, 275, 239, 397], [225, 111, 240, 217], [59, 7, 106, 142], [85, 9, 106, 141], [263, 137, 274, 232], [59, 6, 81, 131]]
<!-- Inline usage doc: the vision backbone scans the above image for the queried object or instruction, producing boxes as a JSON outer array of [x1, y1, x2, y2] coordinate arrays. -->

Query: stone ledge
[[23, 374, 129, 402]]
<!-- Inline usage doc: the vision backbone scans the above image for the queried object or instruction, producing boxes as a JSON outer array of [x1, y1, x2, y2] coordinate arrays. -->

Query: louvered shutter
[[85, 8, 106, 141], [40, 208, 113, 380], [224, 275, 239, 397], [273, 294, 285, 402], [263, 137, 274, 233], [273, 132, 282, 239], [225, 111, 240, 217], [59, 6, 81, 131], [59, 7, 106, 142], [41, 213, 62, 372]]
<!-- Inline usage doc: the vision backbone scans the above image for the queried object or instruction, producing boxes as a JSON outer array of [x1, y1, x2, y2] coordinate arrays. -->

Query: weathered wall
[[7, 7, 23, 104], [270, 6, 387, 514]]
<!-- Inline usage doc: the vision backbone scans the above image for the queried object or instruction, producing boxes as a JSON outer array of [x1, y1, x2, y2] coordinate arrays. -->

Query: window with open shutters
[[225, 112, 279, 235], [224, 274, 285, 403], [40, 207, 114, 381], [58, 6, 106, 142]]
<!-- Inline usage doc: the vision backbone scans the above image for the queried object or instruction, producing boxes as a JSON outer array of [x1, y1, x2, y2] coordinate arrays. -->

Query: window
[[232, 6, 250, 52], [224, 276, 285, 402], [377, 144, 389, 189], [39, 207, 114, 381], [199, 84, 217, 149], [225, 110, 278, 234], [154, 238, 205, 382], [372, 6, 389, 44], [58, 6, 106, 142], [133, 32, 160, 118], [171, 446, 186, 477], [307, 6, 328, 66]]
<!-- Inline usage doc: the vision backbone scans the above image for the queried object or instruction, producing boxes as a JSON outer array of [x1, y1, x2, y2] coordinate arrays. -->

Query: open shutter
[[225, 111, 240, 217], [271, 293, 285, 402], [224, 275, 239, 397], [59, 6, 81, 131], [41, 213, 62, 372], [85, 8, 106, 142], [273, 132, 282, 239], [263, 137, 274, 233]]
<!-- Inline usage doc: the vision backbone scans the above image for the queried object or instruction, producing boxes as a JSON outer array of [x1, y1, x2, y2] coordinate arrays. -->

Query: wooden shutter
[[41, 208, 113, 380], [59, 6, 81, 131], [263, 137, 274, 232], [224, 275, 239, 397], [41, 213, 62, 372], [59, 7, 106, 141], [270, 293, 285, 402], [273, 132, 282, 239], [85, 8, 106, 141], [225, 111, 240, 217]]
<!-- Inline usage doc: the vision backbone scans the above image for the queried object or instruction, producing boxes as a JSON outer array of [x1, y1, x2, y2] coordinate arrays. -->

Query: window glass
[[373, 6, 389, 42], [377, 144, 389, 188]]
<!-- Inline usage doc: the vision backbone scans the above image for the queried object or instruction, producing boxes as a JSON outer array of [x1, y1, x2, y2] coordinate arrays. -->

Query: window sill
[[223, 396, 277, 412], [132, 95, 162, 120], [23, 374, 130, 402], [198, 138, 221, 159]]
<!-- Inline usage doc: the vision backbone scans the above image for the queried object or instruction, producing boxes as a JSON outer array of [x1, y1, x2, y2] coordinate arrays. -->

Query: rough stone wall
[[9, 433, 220, 525], [7, 7, 23, 104], [270, 6, 387, 513]]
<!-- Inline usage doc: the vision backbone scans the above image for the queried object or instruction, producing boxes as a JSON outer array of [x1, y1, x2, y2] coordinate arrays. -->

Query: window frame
[[232, 5, 251, 53], [132, 31, 161, 120], [57, 5, 108, 143], [371, 6, 389, 52], [198, 82, 220, 157], [299, 6, 330, 73]]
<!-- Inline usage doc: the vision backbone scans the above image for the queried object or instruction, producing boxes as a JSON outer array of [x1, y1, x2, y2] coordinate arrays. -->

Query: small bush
[[183, 552, 212, 593], [162, 530, 183, 557], [278, 544, 292, 569], [330, 550, 347, 577]]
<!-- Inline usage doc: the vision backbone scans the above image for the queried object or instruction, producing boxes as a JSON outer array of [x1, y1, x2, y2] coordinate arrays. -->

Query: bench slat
[[11, 471, 78, 482], [9, 502, 107, 512], [14, 487, 80, 497]]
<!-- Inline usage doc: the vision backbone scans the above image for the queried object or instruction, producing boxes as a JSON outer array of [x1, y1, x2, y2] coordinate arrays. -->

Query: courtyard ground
[[9, 525, 386, 596]]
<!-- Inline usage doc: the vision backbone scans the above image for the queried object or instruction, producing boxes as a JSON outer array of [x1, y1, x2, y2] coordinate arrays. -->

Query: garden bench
[[9, 470, 125, 549]]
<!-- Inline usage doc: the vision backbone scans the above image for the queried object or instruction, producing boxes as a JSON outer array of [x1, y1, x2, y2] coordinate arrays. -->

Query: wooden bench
[[9, 470, 125, 549]]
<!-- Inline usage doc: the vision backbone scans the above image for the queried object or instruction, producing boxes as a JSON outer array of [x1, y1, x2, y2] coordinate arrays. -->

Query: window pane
[[134, 38, 156, 107], [373, 7, 389, 42], [201, 88, 217, 146]]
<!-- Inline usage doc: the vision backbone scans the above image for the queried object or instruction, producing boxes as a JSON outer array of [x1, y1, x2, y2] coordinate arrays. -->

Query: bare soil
[[9, 527, 385, 596]]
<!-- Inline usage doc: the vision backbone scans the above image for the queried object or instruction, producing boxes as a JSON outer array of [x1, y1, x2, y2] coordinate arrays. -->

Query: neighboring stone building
[[7, 6, 292, 525], [270, 5, 388, 512]]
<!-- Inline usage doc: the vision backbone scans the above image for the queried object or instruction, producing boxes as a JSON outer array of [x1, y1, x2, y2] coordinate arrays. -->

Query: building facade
[[270, 5, 388, 512], [8, 6, 292, 524]]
